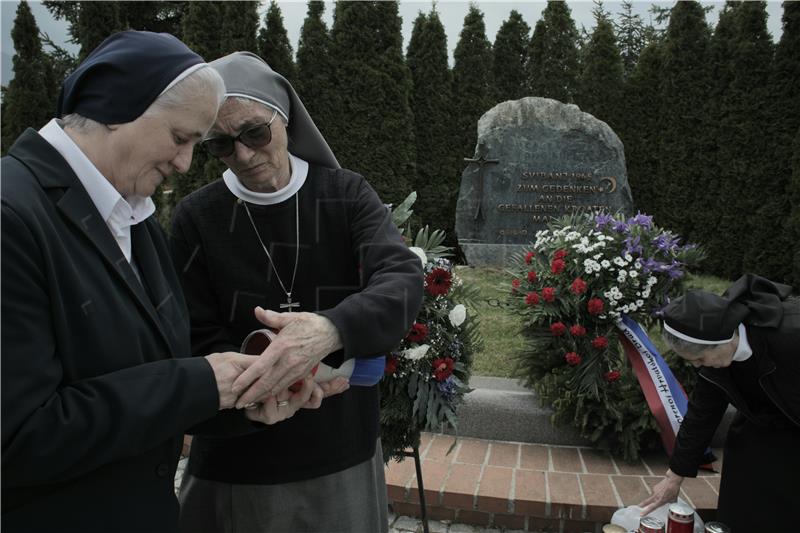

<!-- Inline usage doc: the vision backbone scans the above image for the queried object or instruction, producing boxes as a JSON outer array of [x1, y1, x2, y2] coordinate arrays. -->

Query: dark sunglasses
[[202, 108, 278, 158]]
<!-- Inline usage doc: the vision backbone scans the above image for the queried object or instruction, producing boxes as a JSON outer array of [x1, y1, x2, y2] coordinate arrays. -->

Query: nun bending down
[[639, 274, 799, 531], [170, 52, 424, 533]]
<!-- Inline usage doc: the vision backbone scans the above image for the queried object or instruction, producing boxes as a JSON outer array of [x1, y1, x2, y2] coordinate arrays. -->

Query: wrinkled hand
[[639, 469, 683, 516], [316, 376, 350, 399], [232, 307, 343, 409], [244, 375, 316, 425], [204, 352, 258, 410]]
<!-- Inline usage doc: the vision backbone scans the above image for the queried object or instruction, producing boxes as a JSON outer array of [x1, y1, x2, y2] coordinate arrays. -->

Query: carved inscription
[[495, 170, 616, 236]]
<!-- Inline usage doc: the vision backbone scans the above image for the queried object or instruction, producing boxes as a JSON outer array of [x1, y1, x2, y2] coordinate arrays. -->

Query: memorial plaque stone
[[455, 97, 634, 267]]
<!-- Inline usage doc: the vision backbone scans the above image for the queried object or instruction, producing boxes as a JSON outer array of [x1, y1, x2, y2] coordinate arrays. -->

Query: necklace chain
[[241, 194, 300, 307]]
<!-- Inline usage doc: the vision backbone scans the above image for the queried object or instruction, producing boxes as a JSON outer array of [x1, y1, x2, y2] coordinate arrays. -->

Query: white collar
[[731, 323, 753, 362], [223, 153, 308, 205], [38, 119, 155, 225]]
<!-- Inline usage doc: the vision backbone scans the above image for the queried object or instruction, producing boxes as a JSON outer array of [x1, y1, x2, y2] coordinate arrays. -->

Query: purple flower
[[652, 233, 680, 252], [640, 258, 663, 273], [436, 376, 458, 400], [627, 212, 654, 230], [594, 213, 614, 229], [624, 235, 643, 256], [665, 260, 684, 279], [612, 220, 629, 233]]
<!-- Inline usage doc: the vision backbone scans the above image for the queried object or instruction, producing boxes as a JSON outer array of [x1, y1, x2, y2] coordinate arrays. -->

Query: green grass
[[458, 266, 732, 379], [457, 266, 524, 378]]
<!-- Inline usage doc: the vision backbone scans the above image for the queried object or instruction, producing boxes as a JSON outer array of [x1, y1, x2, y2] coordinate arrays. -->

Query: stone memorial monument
[[455, 97, 634, 267]]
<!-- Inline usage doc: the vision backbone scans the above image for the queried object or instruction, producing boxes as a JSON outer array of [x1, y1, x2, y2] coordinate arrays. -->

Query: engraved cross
[[280, 293, 300, 311], [463, 150, 499, 220]]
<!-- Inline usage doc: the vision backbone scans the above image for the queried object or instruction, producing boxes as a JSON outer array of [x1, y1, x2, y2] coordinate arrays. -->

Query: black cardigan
[[170, 165, 423, 483]]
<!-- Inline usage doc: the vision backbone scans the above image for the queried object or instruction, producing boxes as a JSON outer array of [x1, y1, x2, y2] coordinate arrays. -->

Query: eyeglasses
[[202, 108, 278, 158]]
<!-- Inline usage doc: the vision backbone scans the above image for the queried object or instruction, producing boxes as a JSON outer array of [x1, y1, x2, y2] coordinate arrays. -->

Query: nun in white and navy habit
[[2, 32, 225, 533], [663, 274, 799, 531], [171, 52, 423, 533]]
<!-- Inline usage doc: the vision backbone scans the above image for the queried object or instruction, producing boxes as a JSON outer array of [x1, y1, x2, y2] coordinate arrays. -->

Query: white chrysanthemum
[[624, 253, 633, 262], [409, 247, 427, 267], [402, 344, 430, 361], [449, 304, 467, 327], [636, 299, 644, 307], [629, 270, 638, 278], [647, 276, 658, 286], [601, 260, 611, 269], [613, 257, 627, 267]]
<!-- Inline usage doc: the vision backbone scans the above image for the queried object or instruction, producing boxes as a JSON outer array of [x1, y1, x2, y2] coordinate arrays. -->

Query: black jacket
[[669, 298, 800, 477], [1, 129, 219, 532]]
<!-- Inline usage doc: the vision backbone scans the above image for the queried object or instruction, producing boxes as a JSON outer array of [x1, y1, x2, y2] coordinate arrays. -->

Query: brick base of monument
[[385, 433, 722, 532]]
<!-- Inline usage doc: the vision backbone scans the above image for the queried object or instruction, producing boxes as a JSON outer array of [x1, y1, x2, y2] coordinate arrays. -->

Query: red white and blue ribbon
[[616, 314, 689, 456]]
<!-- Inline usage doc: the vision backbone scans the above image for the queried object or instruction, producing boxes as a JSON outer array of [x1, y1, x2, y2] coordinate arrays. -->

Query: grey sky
[[1, 1, 787, 85]]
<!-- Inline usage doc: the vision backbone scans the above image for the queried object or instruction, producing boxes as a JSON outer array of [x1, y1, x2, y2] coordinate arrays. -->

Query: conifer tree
[[258, 1, 296, 81], [295, 1, 334, 138], [656, 1, 711, 241], [407, 9, 458, 237], [220, 1, 259, 55], [492, 10, 530, 103], [710, 1, 774, 279], [182, 1, 224, 61], [525, 19, 546, 95], [578, 8, 623, 131], [614, 0, 647, 79], [117, 1, 185, 35], [743, 1, 797, 282], [452, 5, 493, 161], [327, 1, 414, 205], [1, 1, 54, 154], [689, 1, 740, 275], [75, 2, 120, 60], [621, 42, 663, 219], [527, 1, 580, 103], [789, 128, 800, 285]]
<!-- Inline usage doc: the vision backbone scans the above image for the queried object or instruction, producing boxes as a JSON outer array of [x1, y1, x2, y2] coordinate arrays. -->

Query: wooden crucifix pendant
[[280, 293, 300, 311]]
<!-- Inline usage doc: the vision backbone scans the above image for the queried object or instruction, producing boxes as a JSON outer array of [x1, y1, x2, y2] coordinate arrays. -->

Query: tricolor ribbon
[[616, 315, 714, 466]]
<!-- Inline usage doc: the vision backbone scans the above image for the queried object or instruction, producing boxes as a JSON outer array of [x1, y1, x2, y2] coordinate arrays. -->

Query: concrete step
[[447, 376, 734, 448]]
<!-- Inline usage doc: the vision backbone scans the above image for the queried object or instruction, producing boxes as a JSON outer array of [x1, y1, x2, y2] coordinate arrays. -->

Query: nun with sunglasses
[[170, 52, 424, 532], [1, 33, 320, 533]]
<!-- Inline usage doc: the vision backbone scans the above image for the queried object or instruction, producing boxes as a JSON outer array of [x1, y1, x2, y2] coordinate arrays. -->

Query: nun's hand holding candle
[[0, 32, 293, 533], [639, 274, 799, 531]]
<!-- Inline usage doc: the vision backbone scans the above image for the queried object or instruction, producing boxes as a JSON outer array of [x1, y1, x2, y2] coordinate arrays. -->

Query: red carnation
[[406, 322, 429, 343], [564, 352, 582, 366], [432, 357, 455, 381], [525, 251, 535, 264], [385, 356, 399, 375], [592, 336, 609, 349], [587, 297, 604, 315], [527, 270, 537, 283], [551, 258, 566, 274], [425, 267, 452, 296], [550, 322, 567, 336], [570, 277, 588, 295], [511, 278, 521, 293], [542, 287, 556, 302], [525, 291, 540, 305], [554, 249, 568, 260], [603, 370, 621, 383], [570, 324, 587, 337]]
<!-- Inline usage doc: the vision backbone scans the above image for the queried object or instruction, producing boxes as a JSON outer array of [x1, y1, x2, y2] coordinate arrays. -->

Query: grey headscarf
[[209, 51, 340, 169]]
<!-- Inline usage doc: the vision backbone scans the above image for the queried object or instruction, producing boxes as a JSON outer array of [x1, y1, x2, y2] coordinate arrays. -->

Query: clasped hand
[[203, 306, 347, 424]]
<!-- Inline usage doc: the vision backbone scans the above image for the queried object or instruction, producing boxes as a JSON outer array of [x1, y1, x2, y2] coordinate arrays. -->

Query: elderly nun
[[1, 32, 314, 533], [639, 274, 799, 530], [171, 52, 424, 533]]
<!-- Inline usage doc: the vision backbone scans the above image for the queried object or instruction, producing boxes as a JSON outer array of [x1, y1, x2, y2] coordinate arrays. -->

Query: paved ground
[[175, 457, 517, 532], [388, 513, 523, 533]]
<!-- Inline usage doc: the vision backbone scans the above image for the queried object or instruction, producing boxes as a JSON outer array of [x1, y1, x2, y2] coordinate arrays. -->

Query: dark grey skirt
[[178, 439, 388, 533]]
